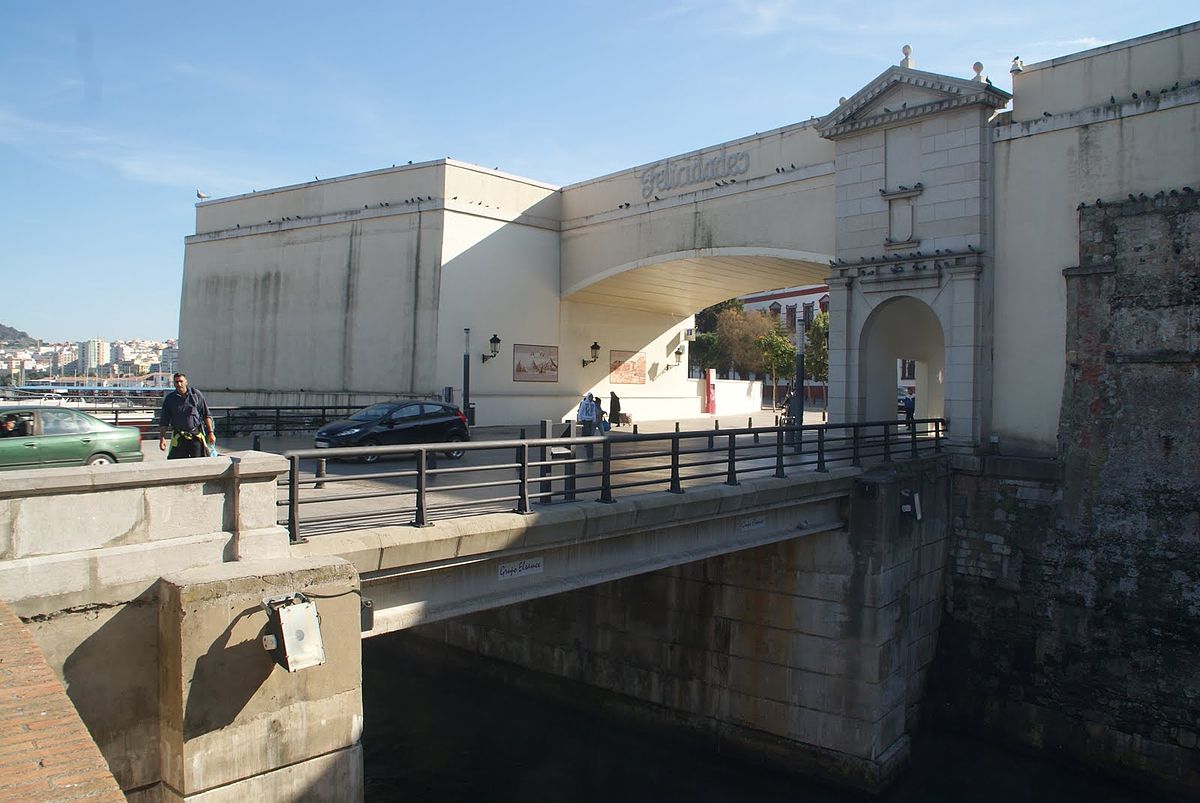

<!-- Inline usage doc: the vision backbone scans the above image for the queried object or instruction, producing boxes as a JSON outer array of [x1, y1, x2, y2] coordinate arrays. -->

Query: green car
[[0, 407, 145, 470]]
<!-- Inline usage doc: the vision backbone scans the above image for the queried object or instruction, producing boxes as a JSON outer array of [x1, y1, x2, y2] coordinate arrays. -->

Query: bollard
[[750, 416, 758, 444], [315, 458, 326, 490], [252, 433, 261, 451], [633, 423, 639, 434]]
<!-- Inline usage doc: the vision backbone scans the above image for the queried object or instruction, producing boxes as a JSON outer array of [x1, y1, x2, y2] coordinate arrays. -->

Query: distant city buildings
[[0, 337, 178, 385]]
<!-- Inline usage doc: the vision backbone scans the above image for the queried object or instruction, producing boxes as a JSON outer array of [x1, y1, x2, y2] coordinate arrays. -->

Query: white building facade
[[181, 23, 1200, 455]]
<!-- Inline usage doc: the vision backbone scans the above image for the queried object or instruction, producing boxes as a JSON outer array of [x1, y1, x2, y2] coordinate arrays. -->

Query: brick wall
[[0, 601, 124, 802], [933, 190, 1200, 796]]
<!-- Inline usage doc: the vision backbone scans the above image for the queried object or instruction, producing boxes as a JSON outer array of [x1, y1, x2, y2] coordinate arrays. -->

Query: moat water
[[362, 635, 1158, 803]]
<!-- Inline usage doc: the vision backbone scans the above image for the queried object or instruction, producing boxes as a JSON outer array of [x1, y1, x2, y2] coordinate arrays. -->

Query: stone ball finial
[[901, 44, 914, 68], [902, 44, 912, 57], [973, 62, 984, 81], [839, 97, 847, 105]]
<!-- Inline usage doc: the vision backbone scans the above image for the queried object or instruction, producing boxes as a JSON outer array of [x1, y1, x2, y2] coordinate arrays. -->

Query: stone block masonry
[[932, 190, 1200, 798], [415, 460, 949, 794]]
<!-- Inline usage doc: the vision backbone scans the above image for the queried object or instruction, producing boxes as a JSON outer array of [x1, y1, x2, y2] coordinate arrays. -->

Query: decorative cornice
[[818, 67, 1011, 140]]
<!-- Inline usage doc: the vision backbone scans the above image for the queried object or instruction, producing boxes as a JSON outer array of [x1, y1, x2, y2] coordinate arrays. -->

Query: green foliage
[[689, 331, 728, 374], [803, 311, 829, 382], [695, 298, 744, 333], [757, 324, 797, 407]]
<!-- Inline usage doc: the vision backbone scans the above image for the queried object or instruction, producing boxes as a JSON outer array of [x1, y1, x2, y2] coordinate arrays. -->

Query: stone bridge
[[0, 447, 947, 800]]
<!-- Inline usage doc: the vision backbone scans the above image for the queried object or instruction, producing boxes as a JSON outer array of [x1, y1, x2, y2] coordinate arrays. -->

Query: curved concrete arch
[[563, 246, 834, 316], [857, 295, 945, 422]]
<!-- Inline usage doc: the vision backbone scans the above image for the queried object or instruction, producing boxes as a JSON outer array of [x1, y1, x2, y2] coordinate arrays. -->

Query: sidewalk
[[140, 409, 831, 461]]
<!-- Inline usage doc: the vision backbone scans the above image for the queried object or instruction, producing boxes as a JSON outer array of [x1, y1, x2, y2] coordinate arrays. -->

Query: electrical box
[[262, 593, 326, 672]]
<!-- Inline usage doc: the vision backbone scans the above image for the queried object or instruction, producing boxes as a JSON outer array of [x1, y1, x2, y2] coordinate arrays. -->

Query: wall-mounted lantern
[[581, 341, 601, 367]]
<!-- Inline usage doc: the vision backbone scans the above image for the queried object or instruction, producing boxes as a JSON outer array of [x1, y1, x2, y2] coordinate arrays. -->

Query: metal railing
[[0, 399, 367, 439], [278, 418, 945, 542]]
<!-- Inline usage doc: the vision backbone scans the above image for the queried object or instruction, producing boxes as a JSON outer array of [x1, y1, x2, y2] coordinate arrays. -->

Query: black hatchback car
[[314, 401, 470, 461]]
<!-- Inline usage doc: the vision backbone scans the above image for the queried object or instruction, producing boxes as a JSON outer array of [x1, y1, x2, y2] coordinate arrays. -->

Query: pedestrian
[[159, 372, 216, 459], [609, 391, 622, 428], [576, 392, 599, 458], [902, 387, 916, 430]]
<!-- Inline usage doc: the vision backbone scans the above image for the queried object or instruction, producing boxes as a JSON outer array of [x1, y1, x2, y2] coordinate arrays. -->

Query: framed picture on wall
[[513, 344, 559, 382], [609, 350, 646, 384]]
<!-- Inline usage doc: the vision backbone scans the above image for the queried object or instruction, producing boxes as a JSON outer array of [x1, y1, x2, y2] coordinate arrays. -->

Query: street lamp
[[482, 334, 501, 363], [581, 341, 601, 367]]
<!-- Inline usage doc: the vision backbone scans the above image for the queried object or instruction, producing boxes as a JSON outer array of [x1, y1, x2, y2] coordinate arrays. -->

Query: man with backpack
[[159, 372, 215, 459]]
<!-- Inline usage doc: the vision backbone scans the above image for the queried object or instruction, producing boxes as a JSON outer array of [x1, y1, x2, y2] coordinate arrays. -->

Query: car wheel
[[443, 434, 466, 459], [360, 437, 381, 464], [86, 453, 115, 466]]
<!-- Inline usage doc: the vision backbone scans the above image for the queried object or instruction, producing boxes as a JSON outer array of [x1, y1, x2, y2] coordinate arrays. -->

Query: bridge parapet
[[295, 469, 860, 634], [0, 452, 290, 617]]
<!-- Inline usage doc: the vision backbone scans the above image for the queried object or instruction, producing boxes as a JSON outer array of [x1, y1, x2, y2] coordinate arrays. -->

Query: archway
[[858, 296, 944, 422]]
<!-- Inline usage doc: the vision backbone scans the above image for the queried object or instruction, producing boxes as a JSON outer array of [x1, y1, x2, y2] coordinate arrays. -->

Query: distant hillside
[[0, 324, 37, 346]]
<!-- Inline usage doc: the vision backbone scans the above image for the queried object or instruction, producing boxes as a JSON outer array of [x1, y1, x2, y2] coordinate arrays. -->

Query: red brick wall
[[0, 601, 125, 802]]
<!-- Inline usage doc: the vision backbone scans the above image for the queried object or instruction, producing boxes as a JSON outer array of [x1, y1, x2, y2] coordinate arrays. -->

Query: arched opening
[[858, 296, 944, 422]]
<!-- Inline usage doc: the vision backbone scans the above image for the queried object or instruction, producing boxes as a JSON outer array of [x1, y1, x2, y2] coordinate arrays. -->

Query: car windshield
[[349, 403, 395, 422]]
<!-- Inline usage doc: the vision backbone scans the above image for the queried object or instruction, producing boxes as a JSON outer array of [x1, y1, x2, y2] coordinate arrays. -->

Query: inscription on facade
[[498, 556, 544, 580], [638, 146, 751, 199]]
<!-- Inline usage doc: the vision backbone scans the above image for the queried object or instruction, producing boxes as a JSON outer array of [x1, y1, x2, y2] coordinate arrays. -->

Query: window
[[41, 409, 83, 435]]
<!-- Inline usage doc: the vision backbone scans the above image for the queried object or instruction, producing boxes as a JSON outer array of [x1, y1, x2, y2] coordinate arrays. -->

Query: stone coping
[[0, 451, 287, 499], [294, 468, 860, 576]]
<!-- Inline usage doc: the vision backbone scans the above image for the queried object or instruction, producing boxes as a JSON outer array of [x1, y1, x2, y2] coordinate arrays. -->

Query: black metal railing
[[278, 418, 945, 542]]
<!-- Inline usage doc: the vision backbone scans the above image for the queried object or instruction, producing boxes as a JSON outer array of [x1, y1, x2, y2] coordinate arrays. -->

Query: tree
[[804, 311, 829, 383], [716, 307, 775, 377], [756, 324, 797, 408], [689, 331, 728, 375], [695, 298, 744, 333]]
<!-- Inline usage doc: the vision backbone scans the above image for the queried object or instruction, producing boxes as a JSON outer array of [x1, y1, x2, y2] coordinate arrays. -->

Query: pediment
[[817, 66, 1011, 140]]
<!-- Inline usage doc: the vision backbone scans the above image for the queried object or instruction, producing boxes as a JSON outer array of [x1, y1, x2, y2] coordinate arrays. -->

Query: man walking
[[159, 373, 215, 459], [576, 392, 599, 459]]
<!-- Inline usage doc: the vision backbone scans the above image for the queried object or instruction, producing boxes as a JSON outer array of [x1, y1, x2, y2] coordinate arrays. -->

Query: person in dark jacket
[[159, 373, 215, 459], [609, 392, 622, 428]]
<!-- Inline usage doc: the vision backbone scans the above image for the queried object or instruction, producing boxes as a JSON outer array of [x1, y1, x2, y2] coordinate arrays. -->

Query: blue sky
[[1, 1, 1195, 344]]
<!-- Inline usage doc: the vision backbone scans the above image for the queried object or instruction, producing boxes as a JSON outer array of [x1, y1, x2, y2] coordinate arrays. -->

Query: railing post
[[883, 423, 892, 463], [516, 442, 530, 513], [414, 449, 429, 526], [852, 425, 862, 467], [287, 454, 300, 543], [315, 458, 326, 490], [725, 433, 739, 486], [564, 450, 577, 502], [599, 438, 615, 503], [751, 417, 758, 444], [935, 419, 943, 452], [709, 420, 718, 451], [911, 419, 919, 459], [816, 427, 827, 472], [774, 427, 785, 478], [538, 419, 552, 505], [669, 434, 683, 494]]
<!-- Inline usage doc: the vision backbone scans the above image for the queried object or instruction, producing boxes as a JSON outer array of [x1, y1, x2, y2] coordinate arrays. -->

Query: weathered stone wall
[[415, 461, 949, 792], [934, 190, 1200, 796]]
